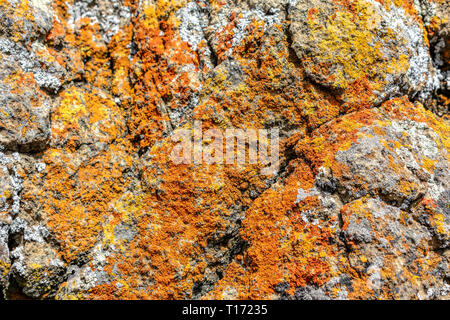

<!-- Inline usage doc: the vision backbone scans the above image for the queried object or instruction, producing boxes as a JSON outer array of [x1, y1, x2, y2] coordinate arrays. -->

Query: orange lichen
[[10, 0, 446, 301], [40, 141, 134, 263], [129, 0, 201, 149]]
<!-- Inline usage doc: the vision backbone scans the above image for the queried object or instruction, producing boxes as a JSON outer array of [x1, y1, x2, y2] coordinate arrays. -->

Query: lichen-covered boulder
[[0, 0, 448, 300], [290, 0, 440, 106]]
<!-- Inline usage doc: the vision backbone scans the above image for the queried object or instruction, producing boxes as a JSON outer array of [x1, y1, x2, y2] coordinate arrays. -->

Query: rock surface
[[0, 0, 448, 300]]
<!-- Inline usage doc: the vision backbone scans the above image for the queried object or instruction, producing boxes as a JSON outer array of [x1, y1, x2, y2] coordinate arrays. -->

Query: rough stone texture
[[290, 0, 441, 105], [0, 0, 448, 300]]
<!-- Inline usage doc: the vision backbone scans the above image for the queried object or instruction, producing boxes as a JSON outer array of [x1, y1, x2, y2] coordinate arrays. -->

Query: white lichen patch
[[0, 149, 23, 216], [35, 162, 46, 173], [0, 38, 63, 92], [230, 7, 282, 47]]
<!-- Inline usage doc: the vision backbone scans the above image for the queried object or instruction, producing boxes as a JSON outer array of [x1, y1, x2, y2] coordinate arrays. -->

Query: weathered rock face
[[291, 0, 440, 105], [0, 0, 448, 300]]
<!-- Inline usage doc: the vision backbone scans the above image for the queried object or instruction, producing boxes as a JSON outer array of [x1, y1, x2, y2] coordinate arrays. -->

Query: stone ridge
[[0, 0, 448, 300]]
